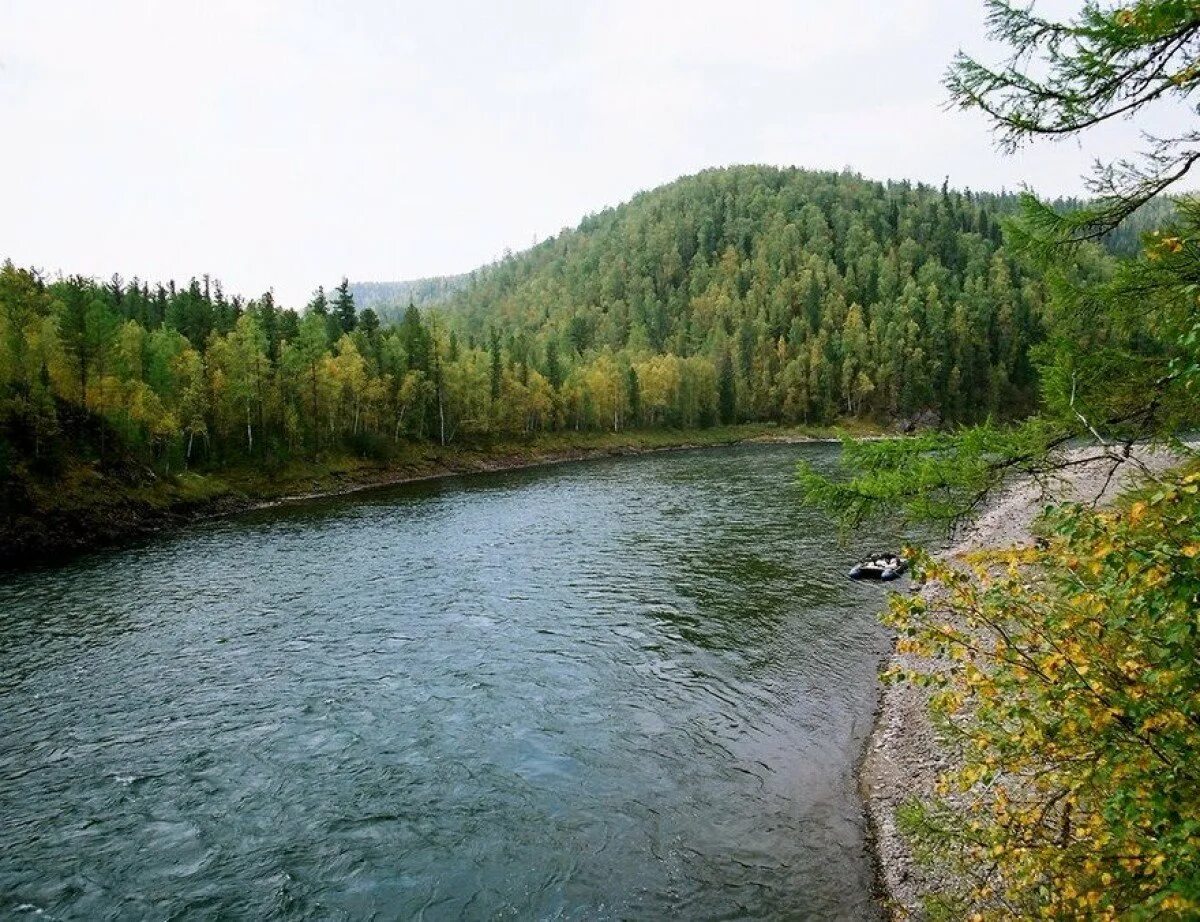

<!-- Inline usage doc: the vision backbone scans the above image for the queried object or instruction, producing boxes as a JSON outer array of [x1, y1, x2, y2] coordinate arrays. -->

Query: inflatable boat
[[848, 554, 908, 581]]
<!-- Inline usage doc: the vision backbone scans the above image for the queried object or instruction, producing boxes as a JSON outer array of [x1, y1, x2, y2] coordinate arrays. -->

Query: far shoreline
[[246, 428, 861, 512], [0, 422, 885, 572]]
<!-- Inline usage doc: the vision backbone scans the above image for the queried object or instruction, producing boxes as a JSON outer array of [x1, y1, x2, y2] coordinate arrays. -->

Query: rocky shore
[[861, 446, 1184, 919]]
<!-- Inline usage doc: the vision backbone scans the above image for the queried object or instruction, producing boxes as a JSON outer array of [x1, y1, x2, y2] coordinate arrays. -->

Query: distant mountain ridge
[[350, 275, 470, 321]]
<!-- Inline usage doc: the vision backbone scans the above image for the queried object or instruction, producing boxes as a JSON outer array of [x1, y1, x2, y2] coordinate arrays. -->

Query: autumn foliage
[[888, 469, 1200, 919]]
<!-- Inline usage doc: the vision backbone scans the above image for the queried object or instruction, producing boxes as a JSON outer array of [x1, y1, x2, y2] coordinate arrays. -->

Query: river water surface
[[0, 444, 897, 920]]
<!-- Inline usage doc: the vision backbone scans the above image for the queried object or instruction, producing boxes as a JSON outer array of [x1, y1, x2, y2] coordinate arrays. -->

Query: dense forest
[[0, 166, 1116, 481], [445, 167, 1053, 427]]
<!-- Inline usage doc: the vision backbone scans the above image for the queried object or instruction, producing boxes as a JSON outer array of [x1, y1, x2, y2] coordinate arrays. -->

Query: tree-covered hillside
[[444, 166, 1052, 427], [1, 166, 1124, 508]]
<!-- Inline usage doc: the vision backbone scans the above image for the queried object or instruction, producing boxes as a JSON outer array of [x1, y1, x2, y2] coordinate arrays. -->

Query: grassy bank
[[1, 421, 877, 569]]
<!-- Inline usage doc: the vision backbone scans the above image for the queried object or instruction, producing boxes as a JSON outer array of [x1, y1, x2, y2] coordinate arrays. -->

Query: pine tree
[[626, 365, 641, 426], [56, 282, 118, 408], [308, 286, 329, 315], [489, 327, 502, 401], [717, 350, 736, 424], [544, 340, 563, 390], [358, 308, 380, 336], [334, 278, 356, 334]]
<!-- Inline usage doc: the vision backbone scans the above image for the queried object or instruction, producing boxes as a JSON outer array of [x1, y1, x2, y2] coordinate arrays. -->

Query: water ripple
[[0, 444, 899, 920]]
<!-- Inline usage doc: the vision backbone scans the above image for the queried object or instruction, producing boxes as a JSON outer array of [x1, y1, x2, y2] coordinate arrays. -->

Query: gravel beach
[[861, 445, 1187, 919]]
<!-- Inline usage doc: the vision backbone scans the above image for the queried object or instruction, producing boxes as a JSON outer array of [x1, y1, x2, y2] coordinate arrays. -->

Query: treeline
[[1, 261, 725, 476], [1, 266, 469, 473], [0, 166, 1093, 477]]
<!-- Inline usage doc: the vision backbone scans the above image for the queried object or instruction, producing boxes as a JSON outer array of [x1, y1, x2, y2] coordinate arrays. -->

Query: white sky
[[0, 1, 1189, 307]]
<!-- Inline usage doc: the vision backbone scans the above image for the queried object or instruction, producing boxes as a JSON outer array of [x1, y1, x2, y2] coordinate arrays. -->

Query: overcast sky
[[0, 1, 1185, 307]]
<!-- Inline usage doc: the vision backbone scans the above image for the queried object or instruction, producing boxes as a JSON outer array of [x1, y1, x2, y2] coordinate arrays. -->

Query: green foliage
[[802, 195, 1200, 532], [796, 417, 1067, 527], [947, 0, 1200, 246], [444, 165, 1053, 428], [333, 277, 357, 334], [2, 167, 1077, 491], [888, 472, 1200, 919]]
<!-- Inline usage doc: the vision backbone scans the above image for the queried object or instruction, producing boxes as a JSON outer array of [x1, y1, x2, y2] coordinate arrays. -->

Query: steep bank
[[0, 422, 866, 571], [862, 446, 1184, 919]]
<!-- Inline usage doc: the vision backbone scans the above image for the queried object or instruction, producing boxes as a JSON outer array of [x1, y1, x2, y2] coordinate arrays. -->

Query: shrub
[[888, 469, 1200, 919]]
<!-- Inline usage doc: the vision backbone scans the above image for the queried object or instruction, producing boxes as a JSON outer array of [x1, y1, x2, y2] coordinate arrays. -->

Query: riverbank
[[861, 446, 1184, 919], [0, 421, 878, 570]]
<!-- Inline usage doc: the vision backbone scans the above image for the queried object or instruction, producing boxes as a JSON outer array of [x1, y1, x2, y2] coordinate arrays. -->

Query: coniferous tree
[[489, 327, 502, 401], [717, 350, 736, 424], [0, 164, 1151, 487], [626, 365, 640, 426], [358, 308, 380, 336], [334, 277, 356, 334]]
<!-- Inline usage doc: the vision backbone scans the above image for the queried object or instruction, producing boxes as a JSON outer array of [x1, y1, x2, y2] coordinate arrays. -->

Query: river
[[0, 444, 898, 920]]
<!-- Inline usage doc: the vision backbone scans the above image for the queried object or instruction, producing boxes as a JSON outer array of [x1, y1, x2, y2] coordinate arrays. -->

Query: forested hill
[[442, 166, 1049, 426], [1, 164, 1124, 536]]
